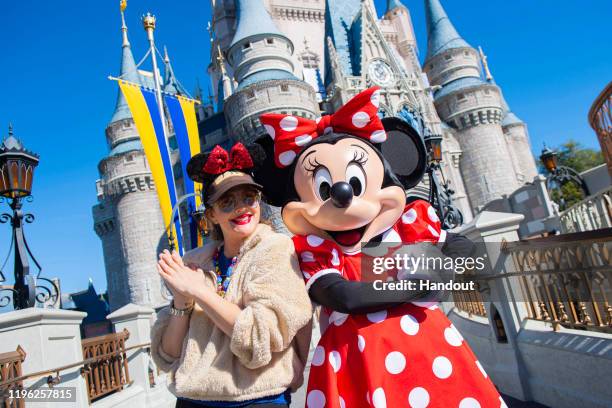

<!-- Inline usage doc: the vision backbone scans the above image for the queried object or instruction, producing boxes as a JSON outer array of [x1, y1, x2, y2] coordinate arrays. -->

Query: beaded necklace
[[213, 247, 238, 297]]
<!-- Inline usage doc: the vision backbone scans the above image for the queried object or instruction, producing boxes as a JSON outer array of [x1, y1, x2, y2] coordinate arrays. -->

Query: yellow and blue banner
[[115, 79, 184, 255], [164, 93, 202, 249]]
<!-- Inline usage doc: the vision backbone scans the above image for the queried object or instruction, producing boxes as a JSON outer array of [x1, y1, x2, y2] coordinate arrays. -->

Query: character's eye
[[314, 167, 332, 201], [346, 163, 366, 197]]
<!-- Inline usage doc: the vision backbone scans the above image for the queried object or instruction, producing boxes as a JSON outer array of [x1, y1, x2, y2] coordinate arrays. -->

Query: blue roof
[[499, 90, 524, 126], [424, 0, 471, 62], [386, 0, 405, 13], [434, 76, 487, 99], [110, 43, 141, 124], [235, 69, 298, 91], [324, 0, 363, 86], [109, 139, 142, 156], [229, 0, 284, 49]]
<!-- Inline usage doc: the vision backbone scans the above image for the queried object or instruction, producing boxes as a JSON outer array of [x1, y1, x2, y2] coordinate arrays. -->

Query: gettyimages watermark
[[358, 241, 609, 302]]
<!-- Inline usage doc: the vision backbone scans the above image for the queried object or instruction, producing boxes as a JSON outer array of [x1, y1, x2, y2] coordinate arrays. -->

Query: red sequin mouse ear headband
[[259, 87, 386, 168], [186, 142, 255, 184]]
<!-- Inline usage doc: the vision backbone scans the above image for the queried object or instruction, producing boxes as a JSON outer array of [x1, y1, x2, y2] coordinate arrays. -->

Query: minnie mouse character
[[256, 87, 505, 408]]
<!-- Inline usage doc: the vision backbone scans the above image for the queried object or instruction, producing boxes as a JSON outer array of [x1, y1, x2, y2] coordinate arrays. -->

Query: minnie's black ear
[[379, 117, 427, 189], [252, 136, 293, 207], [186, 152, 212, 184]]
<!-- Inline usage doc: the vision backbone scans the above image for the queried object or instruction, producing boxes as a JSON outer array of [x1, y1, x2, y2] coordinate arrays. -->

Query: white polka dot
[[331, 248, 340, 266], [328, 350, 341, 373], [280, 115, 298, 131], [311, 346, 325, 366], [370, 130, 387, 143], [329, 311, 348, 326], [358, 335, 366, 352], [476, 360, 487, 378], [301, 251, 315, 263], [278, 150, 296, 166], [499, 396, 508, 408], [295, 134, 312, 146], [459, 397, 481, 408], [427, 224, 440, 237], [400, 314, 419, 336], [367, 310, 387, 323], [315, 117, 322, 124], [306, 235, 325, 247], [427, 206, 440, 223], [385, 351, 406, 374], [408, 387, 430, 408], [381, 228, 401, 243], [302, 270, 312, 279], [352, 111, 370, 128], [370, 89, 381, 108], [372, 387, 387, 408], [263, 124, 275, 140], [411, 301, 438, 309], [402, 208, 417, 224], [339, 396, 346, 408], [432, 356, 453, 379], [444, 325, 463, 347], [307, 390, 326, 408]]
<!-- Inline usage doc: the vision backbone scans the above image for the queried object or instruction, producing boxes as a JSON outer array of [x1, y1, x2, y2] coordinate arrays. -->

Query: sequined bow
[[203, 143, 254, 175], [260, 87, 386, 168]]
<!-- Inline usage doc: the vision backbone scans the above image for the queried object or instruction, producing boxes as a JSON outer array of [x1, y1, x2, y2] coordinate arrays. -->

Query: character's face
[[282, 137, 406, 252]]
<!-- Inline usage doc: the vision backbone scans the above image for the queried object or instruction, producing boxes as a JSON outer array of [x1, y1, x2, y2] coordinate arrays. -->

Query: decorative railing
[[588, 81, 612, 178], [501, 229, 612, 333], [81, 329, 131, 403], [0, 346, 26, 408], [560, 186, 612, 233], [452, 289, 487, 318]]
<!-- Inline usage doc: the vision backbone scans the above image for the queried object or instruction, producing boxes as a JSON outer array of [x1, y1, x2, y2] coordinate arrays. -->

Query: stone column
[[459, 211, 532, 400], [0, 308, 89, 407], [107, 304, 155, 392]]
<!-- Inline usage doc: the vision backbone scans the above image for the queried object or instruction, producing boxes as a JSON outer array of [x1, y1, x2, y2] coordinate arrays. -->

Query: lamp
[[539, 146, 558, 173], [0, 124, 39, 199], [425, 132, 443, 164]]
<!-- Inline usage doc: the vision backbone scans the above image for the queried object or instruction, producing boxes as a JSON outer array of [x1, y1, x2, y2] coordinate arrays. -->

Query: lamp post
[[424, 130, 463, 229], [539, 146, 590, 209], [0, 125, 55, 310]]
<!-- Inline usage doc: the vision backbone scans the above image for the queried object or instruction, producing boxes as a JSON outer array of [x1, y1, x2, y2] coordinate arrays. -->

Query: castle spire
[[478, 46, 494, 82], [162, 46, 183, 94], [229, 0, 284, 49], [111, 0, 141, 123], [424, 0, 471, 63], [386, 0, 405, 13]]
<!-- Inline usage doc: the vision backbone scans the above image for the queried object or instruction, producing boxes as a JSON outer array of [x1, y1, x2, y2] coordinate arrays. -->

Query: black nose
[[330, 182, 353, 208]]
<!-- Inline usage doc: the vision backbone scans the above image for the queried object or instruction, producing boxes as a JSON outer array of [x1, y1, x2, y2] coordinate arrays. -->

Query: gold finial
[[142, 12, 156, 31], [120, 0, 127, 12], [478, 46, 493, 82], [120, 0, 130, 47]]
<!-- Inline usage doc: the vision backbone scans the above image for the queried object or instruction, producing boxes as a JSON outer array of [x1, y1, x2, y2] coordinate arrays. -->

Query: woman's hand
[[157, 249, 206, 301]]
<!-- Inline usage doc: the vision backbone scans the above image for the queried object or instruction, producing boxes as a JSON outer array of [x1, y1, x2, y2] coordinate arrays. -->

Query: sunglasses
[[214, 190, 261, 214]]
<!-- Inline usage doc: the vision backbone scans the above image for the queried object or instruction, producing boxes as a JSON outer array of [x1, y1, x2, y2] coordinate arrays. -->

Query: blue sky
[[0, 0, 609, 296]]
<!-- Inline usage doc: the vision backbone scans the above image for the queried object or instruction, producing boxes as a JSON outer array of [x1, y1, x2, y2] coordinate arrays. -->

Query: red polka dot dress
[[294, 200, 505, 408]]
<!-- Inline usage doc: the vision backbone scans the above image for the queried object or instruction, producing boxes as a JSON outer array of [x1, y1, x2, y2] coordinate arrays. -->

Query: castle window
[[464, 51, 469, 57], [243, 42, 251, 50], [484, 89, 490, 95], [445, 54, 452, 60], [457, 93, 466, 101], [280, 84, 290, 93], [125, 154, 134, 163], [246, 90, 256, 99], [266, 38, 274, 45]]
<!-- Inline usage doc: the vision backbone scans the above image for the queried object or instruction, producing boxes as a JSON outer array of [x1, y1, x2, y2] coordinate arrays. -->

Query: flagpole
[[142, 13, 169, 139], [142, 12, 180, 252]]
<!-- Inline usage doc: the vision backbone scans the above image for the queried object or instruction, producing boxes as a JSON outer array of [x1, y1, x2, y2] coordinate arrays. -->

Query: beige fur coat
[[150, 224, 313, 402]]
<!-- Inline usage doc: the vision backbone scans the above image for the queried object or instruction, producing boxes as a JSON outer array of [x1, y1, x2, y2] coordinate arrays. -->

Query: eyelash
[[351, 150, 368, 166], [304, 157, 323, 175]]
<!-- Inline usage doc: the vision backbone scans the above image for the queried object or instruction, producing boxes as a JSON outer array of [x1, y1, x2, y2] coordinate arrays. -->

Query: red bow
[[203, 143, 254, 175], [260, 87, 386, 168]]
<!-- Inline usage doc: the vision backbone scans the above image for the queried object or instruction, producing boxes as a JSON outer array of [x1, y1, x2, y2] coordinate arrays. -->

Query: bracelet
[[169, 299, 195, 316]]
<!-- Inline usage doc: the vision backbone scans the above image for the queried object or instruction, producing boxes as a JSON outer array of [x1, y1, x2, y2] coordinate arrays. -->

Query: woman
[[150, 142, 313, 408]]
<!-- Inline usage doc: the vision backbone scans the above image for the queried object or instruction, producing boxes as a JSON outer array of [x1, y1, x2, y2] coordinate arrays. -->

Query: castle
[[94, 0, 539, 311]]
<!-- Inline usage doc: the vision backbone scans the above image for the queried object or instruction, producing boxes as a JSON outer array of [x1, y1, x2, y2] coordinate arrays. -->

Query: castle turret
[[478, 49, 539, 183], [423, 0, 520, 209], [383, 0, 417, 56], [222, 0, 319, 143], [93, 4, 168, 311]]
